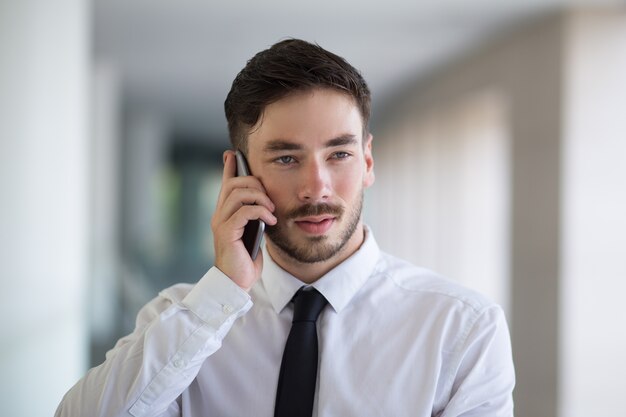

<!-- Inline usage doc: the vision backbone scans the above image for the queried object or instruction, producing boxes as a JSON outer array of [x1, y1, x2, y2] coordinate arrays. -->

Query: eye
[[331, 151, 351, 160], [275, 155, 296, 165]]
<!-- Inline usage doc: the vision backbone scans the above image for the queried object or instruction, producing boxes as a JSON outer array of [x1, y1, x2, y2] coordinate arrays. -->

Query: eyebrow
[[263, 134, 358, 153]]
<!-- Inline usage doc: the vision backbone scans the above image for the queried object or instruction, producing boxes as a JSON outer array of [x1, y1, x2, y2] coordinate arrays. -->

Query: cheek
[[334, 171, 363, 198], [261, 175, 293, 206]]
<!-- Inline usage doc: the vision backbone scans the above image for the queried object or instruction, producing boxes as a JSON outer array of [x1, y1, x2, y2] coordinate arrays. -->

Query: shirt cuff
[[181, 266, 253, 328]]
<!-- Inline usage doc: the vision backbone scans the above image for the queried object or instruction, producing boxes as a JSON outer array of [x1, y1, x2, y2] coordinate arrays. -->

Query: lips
[[294, 216, 336, 235]]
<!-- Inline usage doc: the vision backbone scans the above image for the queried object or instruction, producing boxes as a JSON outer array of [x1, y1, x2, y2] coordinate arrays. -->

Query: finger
[[213, 183, 275, 229], [223, 175, 269, 197], [212, 202, 277, 239], [227, 205, 277, 233], [216, 154, 269, 209], [216, 151, 235, 209], [221, 187, 275, 217], [223, 150, 237, 180], [215, 206, 277, 242]]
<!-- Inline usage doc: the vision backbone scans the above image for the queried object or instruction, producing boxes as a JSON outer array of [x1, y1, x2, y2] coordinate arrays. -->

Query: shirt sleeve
[[438, 305, 516, 417], [54, 267, 253, 417]]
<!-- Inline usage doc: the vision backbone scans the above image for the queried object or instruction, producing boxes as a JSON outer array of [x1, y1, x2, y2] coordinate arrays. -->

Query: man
[[56, 39, 514, 416]]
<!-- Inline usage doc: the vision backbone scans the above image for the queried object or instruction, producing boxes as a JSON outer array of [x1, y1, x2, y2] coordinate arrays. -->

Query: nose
[[297, 158, 331, 202]]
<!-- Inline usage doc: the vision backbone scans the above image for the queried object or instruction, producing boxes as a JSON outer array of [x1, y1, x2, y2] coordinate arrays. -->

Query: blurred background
[[1, 1, 625, 416]]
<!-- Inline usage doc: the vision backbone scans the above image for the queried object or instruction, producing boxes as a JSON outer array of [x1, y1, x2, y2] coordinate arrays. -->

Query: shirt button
[[173, 359, 185, 368], [222, 304, 233, 314]]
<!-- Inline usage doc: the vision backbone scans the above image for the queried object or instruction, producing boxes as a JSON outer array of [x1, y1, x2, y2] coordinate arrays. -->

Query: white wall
[[90, 62, 122, 360], [560, 11, 626, 417], [370, 91, 511, 312], [0, 1, 90, 416]]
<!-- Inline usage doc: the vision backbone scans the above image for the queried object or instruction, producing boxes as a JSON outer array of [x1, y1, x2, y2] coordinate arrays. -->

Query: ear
[[362, 133, 375, 188]]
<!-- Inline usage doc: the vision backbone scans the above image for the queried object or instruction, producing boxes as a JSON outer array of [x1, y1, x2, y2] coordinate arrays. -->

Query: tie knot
[[292, 287, 327, 323]]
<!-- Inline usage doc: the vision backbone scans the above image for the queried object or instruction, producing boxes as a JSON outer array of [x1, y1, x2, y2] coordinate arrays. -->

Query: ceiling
[[93, 0, 621, 144]]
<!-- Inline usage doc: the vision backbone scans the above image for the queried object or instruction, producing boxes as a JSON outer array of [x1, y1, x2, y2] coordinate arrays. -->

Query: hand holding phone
[[235, 150, 265, 260], [211, 150, 275, 291]]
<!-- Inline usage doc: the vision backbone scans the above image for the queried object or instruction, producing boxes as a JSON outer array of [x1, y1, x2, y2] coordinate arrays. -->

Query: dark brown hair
[[224, 39, 371, 152]]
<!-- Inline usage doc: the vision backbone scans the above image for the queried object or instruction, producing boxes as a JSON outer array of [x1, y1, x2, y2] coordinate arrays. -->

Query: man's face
[[246, 88, 375, 264]]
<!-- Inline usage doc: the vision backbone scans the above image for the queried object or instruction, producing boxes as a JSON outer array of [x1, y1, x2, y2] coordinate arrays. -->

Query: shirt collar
[[261, 226, 381, 315]]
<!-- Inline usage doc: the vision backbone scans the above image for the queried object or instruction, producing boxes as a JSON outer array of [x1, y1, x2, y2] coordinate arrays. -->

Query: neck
[[265, 224, 366, 284]]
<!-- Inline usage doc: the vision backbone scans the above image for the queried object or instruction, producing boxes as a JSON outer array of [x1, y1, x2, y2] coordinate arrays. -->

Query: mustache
[[285, 203, 343, 219]]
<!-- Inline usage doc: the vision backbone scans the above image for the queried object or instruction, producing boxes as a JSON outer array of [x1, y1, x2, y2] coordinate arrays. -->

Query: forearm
[[55, 269, 252, 417]]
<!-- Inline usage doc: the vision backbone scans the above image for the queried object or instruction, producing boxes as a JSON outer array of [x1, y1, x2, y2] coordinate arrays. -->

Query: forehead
[[248, 88, 364, 150]]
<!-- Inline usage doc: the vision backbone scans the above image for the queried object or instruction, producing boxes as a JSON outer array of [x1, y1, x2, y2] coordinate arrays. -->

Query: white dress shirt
[[56, 228, 515, 417]]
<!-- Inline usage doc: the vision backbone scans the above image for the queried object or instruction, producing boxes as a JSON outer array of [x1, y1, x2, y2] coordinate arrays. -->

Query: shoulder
[[369, 252, 511, 359], [372, 251, 499, 315]]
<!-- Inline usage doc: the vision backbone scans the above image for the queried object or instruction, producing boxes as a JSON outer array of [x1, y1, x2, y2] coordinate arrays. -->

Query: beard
[[265, 191, 364, 264]]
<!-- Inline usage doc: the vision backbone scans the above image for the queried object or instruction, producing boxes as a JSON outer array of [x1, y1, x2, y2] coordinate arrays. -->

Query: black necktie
[[274, 286, 328, 417]]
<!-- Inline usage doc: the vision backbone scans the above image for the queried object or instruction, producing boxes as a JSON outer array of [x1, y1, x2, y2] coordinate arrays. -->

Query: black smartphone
[[235, 150, 265, 260]]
